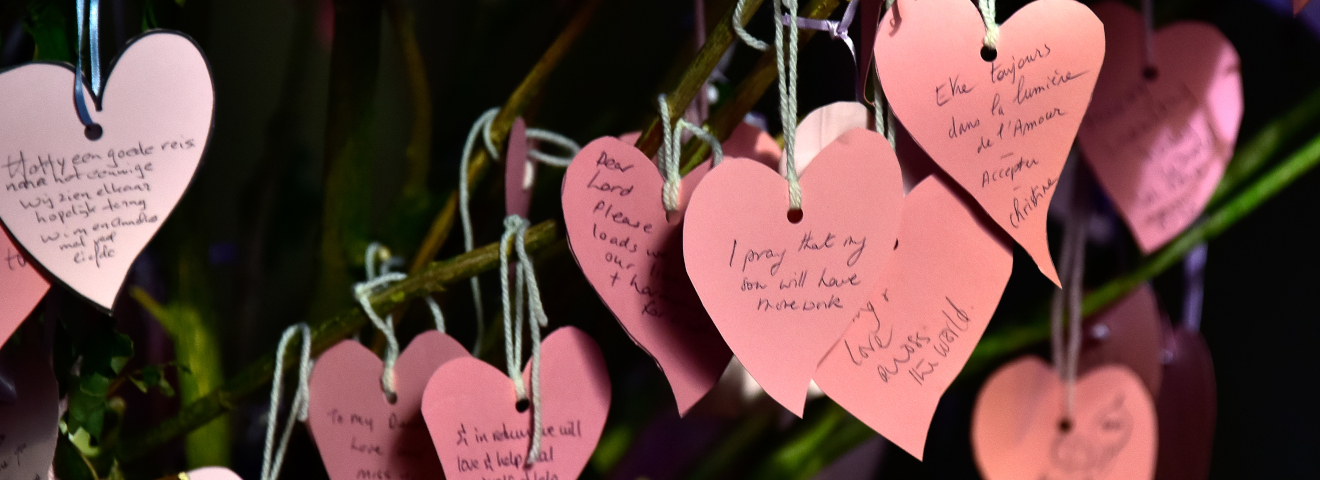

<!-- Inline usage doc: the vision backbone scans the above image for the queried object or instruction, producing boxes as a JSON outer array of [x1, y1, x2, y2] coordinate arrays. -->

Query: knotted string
[[260, 323, 312, 480], [460, 110, 582, 353], [735, 0, 803, 208], [354, 243, 448, 400], [978, 0, 1001, 50], [1051, 165, 1090, 424], [73, 0, 103, 127], [498, 215, 551, 464], [657, 94, 724, 212], [778, 0, 859, 66]]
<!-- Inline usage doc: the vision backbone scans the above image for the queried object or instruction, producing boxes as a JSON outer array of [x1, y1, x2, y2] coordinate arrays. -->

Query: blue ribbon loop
[[74, 0, 102, 128]]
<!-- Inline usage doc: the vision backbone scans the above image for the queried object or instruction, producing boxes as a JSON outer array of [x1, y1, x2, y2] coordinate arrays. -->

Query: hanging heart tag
[[814, 174, 1012, 460], [722, 122, 783, 169], [2, 229, 49, 344], [972, 358, 1158, 480], [780, 102, 870, 175], [307, 331, 469, 480], [506, 117, 534, 218], [1079, 284, 1165, 397], [876, 0, 1104, 285], [0, 338, 59, 480], [0, 32, 213, 311], [684, 128, 903, 416], [184, 467, 242, 480], [1154, 327, 1216, 480], [1077, 2, 1243, 253], [562, 137, 730, 415], [421, 327, 610, 480]]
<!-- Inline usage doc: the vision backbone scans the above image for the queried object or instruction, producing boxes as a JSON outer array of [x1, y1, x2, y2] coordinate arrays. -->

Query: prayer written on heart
[[935, 45, 1088, 229], [449, 419, 588, 479], [726, 228, 870, 315], [576, 150, 712, 335], [834, 296, 980, 388], [4, 137, 199, 269], [315, 407, 437, 480]]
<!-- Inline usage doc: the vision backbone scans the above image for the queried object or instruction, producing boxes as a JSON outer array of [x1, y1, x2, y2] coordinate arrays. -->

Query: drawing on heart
[[1078, 284, 1165, 397], [0, 31, 213, 312], [814, 174, 1013, 460], [421, 326, 610, 480], [0, 334, 59, 480], [683, 127, 904, 416], [876, 0, 1105, 285], [562, 136, 731, 415], [972, 357, 1157, 480], [184, 467, 242, 480], [2, 228, 50, 345], [307, 330, 470, 480], [1078, 2, 1243, 253]]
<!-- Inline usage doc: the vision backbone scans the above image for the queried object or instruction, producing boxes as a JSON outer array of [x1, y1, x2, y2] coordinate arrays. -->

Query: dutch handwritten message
[[561, 137, 731, 415], [683, 129, 903, 415], [1079, 3, 1243, 253], [875, 0, 1104, 284], [814, 176, 1012, 460]]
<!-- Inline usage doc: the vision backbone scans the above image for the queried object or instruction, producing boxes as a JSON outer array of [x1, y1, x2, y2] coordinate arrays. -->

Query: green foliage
[[23, 0, 73, 62]]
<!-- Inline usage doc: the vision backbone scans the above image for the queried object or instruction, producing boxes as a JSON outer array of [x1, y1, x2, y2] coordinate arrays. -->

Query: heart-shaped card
[[1079, 284, 1165, 397], [684, 128, 903, 415], [972, 357, 1157, 480], [1154, 327, 1216, 480], [876, 0, 1105, 285], [506, 117, 534, 218], [1078, 2, 1243, 253], [0, 336, 59, 480], [780, 101, 870, 175], [184, 467, 242, 480], [0, 32, 213, 311], [815, 174, 1013, 460], [2, 229, 49, 345], [421, 327, 610, 480], [562, 137, 730, 415], [307, 330, 470, 480]]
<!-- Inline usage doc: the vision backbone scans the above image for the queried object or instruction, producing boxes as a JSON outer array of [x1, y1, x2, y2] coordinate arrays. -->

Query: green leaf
[[24, 0, 74, 62]]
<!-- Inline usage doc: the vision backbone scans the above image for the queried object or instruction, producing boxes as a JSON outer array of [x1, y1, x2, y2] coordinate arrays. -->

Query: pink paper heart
[[1079, 284, 1165, 397], [185, 467, 242, 480], [972, 358, 1157, 480], [308, 331, 469, 480], [683, 128, 903, 415], [421, 327, 610, 480], [2, 229, 49, 345], [780, 101, 870, 175], [722, 122, 782, 169], [0, 32, 213, 311], [562, 137, 730, 415], [506, 117, 534, 218], [1154, 328, 1216, 480], [877, 0, 1105, 285], [814, 174, 1013, 460], [0, 339, 59, 480], [1078, 2, 1243, 253]]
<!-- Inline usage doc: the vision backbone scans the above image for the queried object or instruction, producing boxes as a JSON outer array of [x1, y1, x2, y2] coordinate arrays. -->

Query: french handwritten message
[[561, 137, 730, 415], [1078, 3, 1243, 253], [814, 176, 1012, 460], [875, 0, 1104, 283]]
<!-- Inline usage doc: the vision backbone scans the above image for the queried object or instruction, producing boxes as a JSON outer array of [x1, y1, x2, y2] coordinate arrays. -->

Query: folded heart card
[[684, 128, 903, 416], [2, 228, 49, 345], [421, 327, 610, 480], [0, 32, 213, 312], [1078, 2, 1243, 253], [876, 0, 1105, 285], [308, 331, 470, 480], [972, 358, 1157, 480], [814, 174, 1013, 460], [563, 136, 731, 416]]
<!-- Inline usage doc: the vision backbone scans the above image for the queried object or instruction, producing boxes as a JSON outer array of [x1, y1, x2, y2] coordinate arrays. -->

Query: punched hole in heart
[[515, 398, 530, 413], [787, 209, 803, 224], [1058, 418, 1072, 433], [1142, 66, 1159, 81], [980, 45, 997, 62], [85, 123, 103, 141], [385, 390, 398, 405]]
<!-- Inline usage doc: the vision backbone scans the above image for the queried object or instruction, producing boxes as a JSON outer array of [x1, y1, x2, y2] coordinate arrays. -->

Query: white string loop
[[734, 0, 770, 50], [260, 323, 312, 480], [459, 108, 503, 353], [978, 0, 1001, 50], [773, 0, 803, 209], [657, 94, 724, 212], [1052, 165, 1090, 422], [524, 128, 582, 167], [498, 215, 552, 464], [354, 243, 448, 398]]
